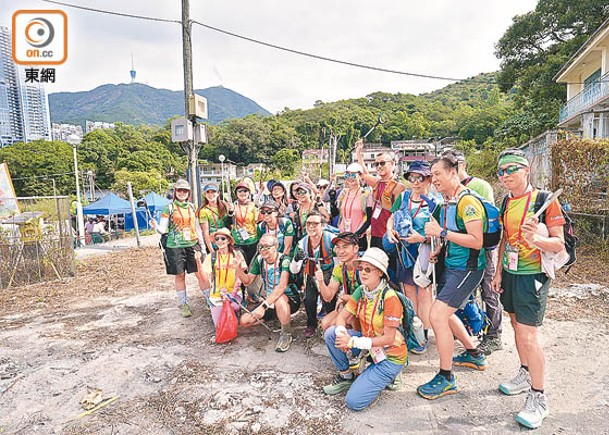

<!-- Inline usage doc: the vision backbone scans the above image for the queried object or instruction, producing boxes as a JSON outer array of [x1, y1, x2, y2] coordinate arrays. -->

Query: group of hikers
[[150, 140, 568, 429]]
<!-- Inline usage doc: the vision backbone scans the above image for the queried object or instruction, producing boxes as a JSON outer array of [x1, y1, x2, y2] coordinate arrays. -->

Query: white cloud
[[2, 0, 537, 113]]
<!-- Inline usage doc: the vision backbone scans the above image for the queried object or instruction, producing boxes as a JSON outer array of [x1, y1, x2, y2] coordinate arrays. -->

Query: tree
[[270, 148, 300, 178]]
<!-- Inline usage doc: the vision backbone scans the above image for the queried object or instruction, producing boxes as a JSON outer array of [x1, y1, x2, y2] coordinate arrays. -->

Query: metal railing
[[559, 72, 609, 123]]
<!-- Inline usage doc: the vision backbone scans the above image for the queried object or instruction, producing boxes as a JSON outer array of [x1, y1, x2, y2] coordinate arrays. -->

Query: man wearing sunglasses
[[257, 200, 295, 255], [442, 149, 503, 357], [236, 234, 301, 352], [491, 149, 565, 429], [355, 140, 405, 277], [417, 155, 488, 400]]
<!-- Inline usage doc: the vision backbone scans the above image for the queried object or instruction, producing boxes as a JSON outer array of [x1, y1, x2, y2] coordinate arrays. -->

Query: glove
[[293, 247, 306, 262]]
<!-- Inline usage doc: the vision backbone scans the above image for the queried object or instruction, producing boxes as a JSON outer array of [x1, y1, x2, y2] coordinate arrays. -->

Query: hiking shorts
[[164, 245, 198, 275], [437, 269, 484, 309], [500, 271, 550, 326], [263, 292, 301, 321]]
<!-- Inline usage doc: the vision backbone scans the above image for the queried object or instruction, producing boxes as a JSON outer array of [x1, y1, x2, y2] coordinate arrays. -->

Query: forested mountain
[[49, 83, 271, 126]]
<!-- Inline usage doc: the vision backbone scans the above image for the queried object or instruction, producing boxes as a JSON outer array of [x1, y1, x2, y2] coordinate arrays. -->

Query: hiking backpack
[[379, 286, 425, 351], [455, 294, 490, 337], [500, 189, 579, 273], [445, 189, 501, 250]]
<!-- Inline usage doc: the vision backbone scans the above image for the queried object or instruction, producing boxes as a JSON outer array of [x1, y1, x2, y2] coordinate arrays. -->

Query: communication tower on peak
[[130, 53, 136, 83]]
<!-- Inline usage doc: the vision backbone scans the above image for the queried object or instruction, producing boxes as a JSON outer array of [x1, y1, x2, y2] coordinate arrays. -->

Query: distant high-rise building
[[0, 26, 51, 147], [0, 27, 24, 147]]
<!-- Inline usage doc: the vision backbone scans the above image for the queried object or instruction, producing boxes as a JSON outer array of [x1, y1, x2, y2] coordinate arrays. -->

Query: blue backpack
[[455, 294, 490, 337], [447, 189, 501, 250]]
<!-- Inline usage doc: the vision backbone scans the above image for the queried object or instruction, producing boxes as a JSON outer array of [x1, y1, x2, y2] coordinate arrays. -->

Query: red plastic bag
[[215, 299, 238, 343]]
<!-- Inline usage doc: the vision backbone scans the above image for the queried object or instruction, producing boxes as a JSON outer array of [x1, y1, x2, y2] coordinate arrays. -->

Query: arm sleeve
[[355, 206, 372, 237]]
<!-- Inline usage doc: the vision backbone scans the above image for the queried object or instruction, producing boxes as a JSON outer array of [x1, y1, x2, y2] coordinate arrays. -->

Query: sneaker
[[478, 336, 503, 355], [515, 390, 549, 429], [453, 350, 487, 371], [499, 367, 531, 396], [180, 303, 192, 318], [417, 373, 457, 400], [323, 373, 354, 395], [386, 372, 403, 391], [410, 340, 430, 355], [275, 332, 293, 352], [303, 325, 316, 338]]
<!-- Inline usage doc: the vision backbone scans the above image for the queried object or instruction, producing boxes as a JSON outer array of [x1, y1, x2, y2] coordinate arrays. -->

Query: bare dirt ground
[[1, 244, 608, 435]]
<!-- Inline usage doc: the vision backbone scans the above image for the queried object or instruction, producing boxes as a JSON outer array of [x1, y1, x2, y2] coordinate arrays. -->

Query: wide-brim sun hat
[[354, 247, 389, 277], [211, 227, 234, 244]]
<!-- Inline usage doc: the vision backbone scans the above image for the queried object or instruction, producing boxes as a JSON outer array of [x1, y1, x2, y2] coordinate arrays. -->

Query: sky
[[2, 0, 538, 114]]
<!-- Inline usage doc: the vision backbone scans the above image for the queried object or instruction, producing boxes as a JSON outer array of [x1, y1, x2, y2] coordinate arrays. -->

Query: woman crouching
[[323, 247, 406, 410]]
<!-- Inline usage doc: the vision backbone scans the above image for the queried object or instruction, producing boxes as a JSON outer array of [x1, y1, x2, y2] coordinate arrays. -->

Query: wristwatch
[[261, 300, 270, 309], [440, 229, 448, 241]]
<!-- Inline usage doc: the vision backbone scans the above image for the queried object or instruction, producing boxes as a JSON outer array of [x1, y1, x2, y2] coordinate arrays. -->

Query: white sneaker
[[499, 367, 531, 395], [515, 390, 549, 429]]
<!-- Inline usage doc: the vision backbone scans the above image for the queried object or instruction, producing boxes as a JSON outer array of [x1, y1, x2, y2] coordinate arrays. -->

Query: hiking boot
[[275, 332, 293, 352], [499, 367, 531, 396], [478, 336, 503, 355], [180, 303, 192, 318], [515, 390, 549, 429], [453, 350, 487, 371], [410, 340, 430, 355], [303, 325, 316, 338], [386, 372, 403, 391], [323, 373, 354, 395], [417, 373, 457, 400]]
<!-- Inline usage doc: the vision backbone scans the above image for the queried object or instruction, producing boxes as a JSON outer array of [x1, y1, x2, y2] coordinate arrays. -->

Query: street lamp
[[218, 154, 226, 200], [68, 138, 85, 247]]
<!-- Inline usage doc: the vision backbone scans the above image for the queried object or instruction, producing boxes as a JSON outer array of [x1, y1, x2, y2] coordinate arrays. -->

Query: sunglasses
[[236, 188, 249, 194], [295, 189, 308, 196], [306, 221, 322, 227], [317, 185, 328, 189], [344, 173, 357, 179], [176, 188, 190, 193], [357, 265, 376, 274], [373, 161, 391, 168], [407, 175, 425, 183], [497, 165, 524, 176], [260, 210, 274, 215], [258, 244, 275, 251], [214, 236, 228, 242]]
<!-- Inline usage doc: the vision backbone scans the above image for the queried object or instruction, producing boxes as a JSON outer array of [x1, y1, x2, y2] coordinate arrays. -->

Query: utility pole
[[181, 0, 200, 208]]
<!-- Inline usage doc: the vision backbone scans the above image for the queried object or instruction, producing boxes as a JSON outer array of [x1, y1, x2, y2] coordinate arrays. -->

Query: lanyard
[[299, 202, 312, 230], [507, 192, 532, 245], [215, 252, 232, 287], [409, 197, 424, 220], [361, 292, 382, 337], [205, 205, 220, 230], [341, 265, 357, 295], [236, 202, 251, 227], [264, 257, 280, 294], [175, 203, 192, 228], [343, 189, 361, 221]]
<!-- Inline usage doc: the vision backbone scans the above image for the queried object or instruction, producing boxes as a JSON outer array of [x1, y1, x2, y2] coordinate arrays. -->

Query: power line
[[41, 0, 467, 82]]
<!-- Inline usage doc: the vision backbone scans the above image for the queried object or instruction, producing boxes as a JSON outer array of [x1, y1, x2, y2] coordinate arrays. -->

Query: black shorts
[[263, 292, 301, 321], [164, 245, 198, 275], [436, 269, 484, 309]]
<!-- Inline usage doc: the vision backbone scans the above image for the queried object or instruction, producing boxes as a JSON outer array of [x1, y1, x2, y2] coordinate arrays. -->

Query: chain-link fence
[[0, 196, 75, 289]]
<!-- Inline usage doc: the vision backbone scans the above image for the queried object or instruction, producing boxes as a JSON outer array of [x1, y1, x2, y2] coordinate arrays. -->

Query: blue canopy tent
[[143, 192, 170, 222], [83, 193, 147, 232]]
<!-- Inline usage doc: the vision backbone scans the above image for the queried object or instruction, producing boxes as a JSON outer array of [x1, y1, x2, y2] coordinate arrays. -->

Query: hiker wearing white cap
[[151, 179, 206, 318], [322, 247, 406, 410]]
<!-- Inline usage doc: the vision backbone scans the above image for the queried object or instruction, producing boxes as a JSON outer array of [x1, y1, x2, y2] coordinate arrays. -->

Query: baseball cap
[[332, 232, 359, 246]]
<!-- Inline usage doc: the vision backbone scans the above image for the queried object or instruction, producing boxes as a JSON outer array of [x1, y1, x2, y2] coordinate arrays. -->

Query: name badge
[[372, 205, 382, 220], [239, 227, 250, 240], [344, 219, 351, 232], [183, 228, 191, 240], [507, 246, 519, 271], [370, 346, 387, 364]]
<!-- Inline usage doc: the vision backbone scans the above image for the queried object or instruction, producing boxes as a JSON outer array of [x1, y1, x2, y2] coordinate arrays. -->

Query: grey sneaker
[[478, 336, 503, 355], [323, 373, 354, 395], [515, 390, 549, 429], [180, 303, 192, 318], [386, 372, 403, 391], [499, 367, 531, 396], [275, 332, 293, 352]]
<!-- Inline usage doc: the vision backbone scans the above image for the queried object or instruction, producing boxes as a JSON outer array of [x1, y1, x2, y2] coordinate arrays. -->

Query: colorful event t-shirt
[[162, 201, 198, 248], [249, 254, 296, 298], [202, 251, 242, 300], [331, 263, 360, 296], [500, 188, 566, 275], [438, 190, 487, 271], [198, 205, 226, 234], [345, 284, 407, 365], [462, 176, 494, 203], [257, 218, 295, 254], [369, 181, 393, 238], [232, 202, 259, 245]]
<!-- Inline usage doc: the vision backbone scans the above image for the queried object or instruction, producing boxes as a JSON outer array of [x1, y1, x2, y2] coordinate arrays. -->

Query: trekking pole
[[225, 293, 276, 333], [430, 237, 437, 297]]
